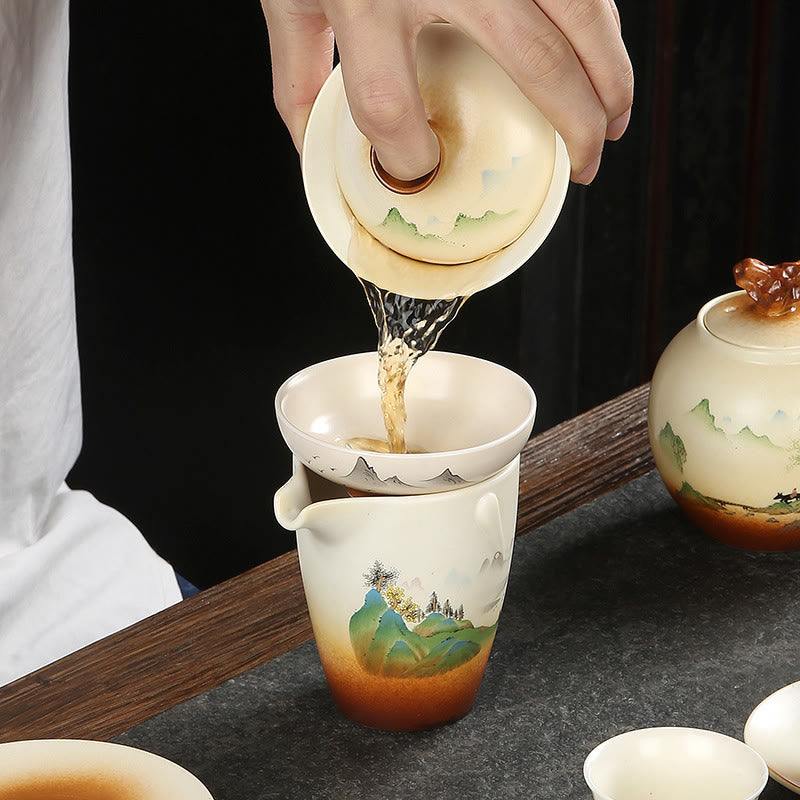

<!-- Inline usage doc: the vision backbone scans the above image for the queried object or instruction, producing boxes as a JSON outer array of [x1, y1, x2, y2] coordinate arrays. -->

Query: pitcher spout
[[274, 460, 354, 537], [274, 467, 313, 532]]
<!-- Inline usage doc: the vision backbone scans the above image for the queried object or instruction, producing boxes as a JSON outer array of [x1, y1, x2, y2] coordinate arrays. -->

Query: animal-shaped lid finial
[[734, 258, 800, 317]]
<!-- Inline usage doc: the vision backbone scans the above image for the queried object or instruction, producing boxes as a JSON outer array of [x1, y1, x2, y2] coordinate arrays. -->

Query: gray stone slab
[[116, 471, 800, 799]]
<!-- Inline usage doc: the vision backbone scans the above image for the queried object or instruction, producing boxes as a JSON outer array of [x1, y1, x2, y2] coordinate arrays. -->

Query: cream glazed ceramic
[[745, 681, 800, 794], [583, 727, 768, 800], [335, 24, 557, 265], [274, 351, 536, 495], [649, 290, 800, 550], [274, 456, 519, 731], [0, 739, 213, 798], [302, 23, 570, 300]]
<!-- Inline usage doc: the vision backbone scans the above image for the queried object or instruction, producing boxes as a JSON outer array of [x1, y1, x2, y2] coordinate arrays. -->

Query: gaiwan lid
[[301, 23, 570, 300], [703, 258, 800, 349]]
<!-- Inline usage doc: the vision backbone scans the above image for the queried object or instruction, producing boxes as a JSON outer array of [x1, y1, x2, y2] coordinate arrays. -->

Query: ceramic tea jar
[[301, 22, 570, 300], [649, 261, 800, 550], [274, 456, 520, 731]]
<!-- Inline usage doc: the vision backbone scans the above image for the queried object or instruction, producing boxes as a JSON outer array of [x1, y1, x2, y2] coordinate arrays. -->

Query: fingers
[[260, 0, 336, 152], [538, 0, 634, 137], [326, 3, 440, 181], [438, 0, 633, 183], [606, 0, 622, 31], [262, 0, 633, 184]]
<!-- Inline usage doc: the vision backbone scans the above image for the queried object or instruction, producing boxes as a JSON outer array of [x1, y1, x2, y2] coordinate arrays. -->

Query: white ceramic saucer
[[745, 681, 800, 793], [301, 62, 570, 300], [275, 351, 536, 495], [0, 739, 213, 798]]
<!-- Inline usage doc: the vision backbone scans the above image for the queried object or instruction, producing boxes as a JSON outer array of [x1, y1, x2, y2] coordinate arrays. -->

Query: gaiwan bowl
[[275, 351, 536, 495], [301, 22, 570, 300]]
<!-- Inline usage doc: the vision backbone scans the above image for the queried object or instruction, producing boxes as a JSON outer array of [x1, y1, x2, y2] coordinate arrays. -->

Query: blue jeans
[[176, 573, 200, 599]]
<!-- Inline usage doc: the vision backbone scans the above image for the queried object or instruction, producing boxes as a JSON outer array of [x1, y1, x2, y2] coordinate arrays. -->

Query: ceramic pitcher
[[274, 456, 520, 731]]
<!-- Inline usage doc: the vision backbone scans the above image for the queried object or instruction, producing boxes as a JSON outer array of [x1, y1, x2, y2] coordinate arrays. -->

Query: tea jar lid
[[301, 23, 570, 300], [702, 259, 800, 350]]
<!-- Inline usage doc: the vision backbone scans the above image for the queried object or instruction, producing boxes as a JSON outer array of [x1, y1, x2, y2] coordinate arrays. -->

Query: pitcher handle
[[474, 491, 511, 559]]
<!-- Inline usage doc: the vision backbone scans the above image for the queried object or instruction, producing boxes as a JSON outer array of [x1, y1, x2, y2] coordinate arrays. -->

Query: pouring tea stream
[[272, 22, 565, 731], [301, 22, 569, 453]]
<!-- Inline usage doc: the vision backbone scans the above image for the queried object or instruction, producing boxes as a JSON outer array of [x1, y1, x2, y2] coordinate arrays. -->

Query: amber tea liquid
[[348, 280, 465, 454]]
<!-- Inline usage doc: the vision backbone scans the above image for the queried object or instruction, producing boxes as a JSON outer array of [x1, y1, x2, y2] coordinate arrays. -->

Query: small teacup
[[0, 739, 212, 799], [583, 727, 768, 800]]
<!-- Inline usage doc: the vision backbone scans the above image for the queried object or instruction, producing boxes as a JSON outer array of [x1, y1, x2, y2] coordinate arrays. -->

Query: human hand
[[261, 0, 633, 185]]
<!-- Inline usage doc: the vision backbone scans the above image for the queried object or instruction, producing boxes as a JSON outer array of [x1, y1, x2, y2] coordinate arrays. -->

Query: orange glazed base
[[672, 492, 800, 552], [316, 637, 494, 732]]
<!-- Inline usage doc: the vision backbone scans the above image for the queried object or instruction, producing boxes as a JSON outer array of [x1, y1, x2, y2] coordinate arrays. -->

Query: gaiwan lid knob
[[703, 259, 800, 349], [332, 23, 558, 266]]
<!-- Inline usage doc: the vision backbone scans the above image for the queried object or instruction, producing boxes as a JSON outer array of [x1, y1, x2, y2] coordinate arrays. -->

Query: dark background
[[66, 1, 799, 590]]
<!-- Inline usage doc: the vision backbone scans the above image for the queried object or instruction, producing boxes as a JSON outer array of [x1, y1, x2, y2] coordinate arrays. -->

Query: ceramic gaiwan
[[335, 23, 556, 265], [302, 22, 570, 300], [649, 258, 800, 550]]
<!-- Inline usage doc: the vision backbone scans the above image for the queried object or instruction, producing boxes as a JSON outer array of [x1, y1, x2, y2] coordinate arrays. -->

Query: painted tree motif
[[788, 438, 800, 470], [425, 591, 441, 615], [384, 584, 423, 622], [363, 560, 399, 593]]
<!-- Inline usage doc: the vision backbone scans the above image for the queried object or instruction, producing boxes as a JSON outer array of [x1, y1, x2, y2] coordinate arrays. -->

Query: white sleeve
[[0, 0, 182, 686]]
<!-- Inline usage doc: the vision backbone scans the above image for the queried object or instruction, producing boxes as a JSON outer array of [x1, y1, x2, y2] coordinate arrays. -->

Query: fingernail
[[606, 108, 631, 141], [574, 155, 601, 185]]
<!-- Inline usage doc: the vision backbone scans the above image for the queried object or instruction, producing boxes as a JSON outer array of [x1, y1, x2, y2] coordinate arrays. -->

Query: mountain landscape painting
[[349, 561, 497, 680], [656, 398, 800, 549]]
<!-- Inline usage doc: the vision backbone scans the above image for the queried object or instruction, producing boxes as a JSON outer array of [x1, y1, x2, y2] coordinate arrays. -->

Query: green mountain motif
[[677, 482, 800, 515], [349, 590, 495, 679], [762, 500, 800, 514], [414, 613, 472, 638], [411, 639, 481, 678], [382, 640, 419, 678], [689, 399, 727, 436], [349, 587, 389, 659], [688, 399, 781, 449], [364, 607, 426, 672], [451, 209, 518, 231], [676, 482, 726, 510], [380, 207, 517, 243], [658, 422, 687, 473], [732, 425, 780, 449]]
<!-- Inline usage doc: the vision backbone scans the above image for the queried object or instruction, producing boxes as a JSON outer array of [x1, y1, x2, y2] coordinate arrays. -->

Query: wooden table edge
[[0, 383, 654, 743]]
